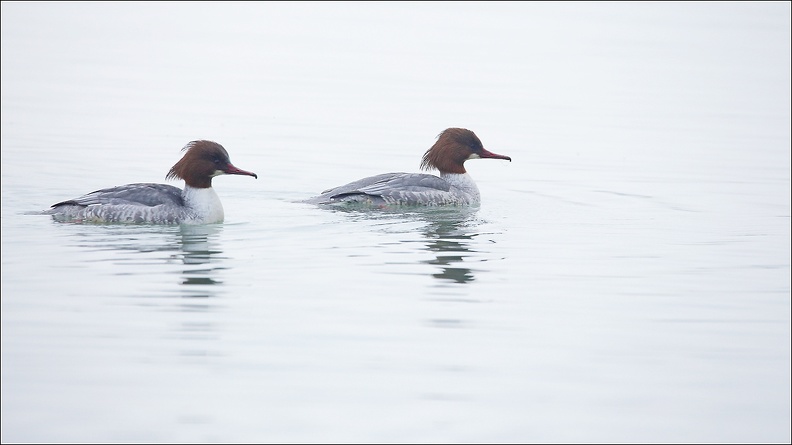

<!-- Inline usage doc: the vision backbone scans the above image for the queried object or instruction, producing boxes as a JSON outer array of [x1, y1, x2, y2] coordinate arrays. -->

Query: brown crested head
[[166, 140, 257, 188], [420, 128, 511, 174]]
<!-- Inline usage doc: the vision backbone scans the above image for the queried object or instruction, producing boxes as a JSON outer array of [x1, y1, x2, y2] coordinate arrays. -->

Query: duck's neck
[[182, 185, 224, 223], [440, 172, 480, 200]]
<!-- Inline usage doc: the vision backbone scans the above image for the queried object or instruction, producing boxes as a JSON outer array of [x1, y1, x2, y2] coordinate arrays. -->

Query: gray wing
[[51, 183, 184, 208], [309, 173, 454, 205]]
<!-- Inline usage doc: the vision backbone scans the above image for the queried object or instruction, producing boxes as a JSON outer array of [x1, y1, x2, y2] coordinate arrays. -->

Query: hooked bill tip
[[225, 164, 258, 178]]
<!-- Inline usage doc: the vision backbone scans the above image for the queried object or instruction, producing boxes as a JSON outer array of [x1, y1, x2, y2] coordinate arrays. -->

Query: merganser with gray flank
[[44, 140, 257, 224], [305, 128, 511, 207]]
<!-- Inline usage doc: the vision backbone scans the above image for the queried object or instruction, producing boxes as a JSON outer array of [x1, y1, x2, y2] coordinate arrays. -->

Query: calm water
[[2, 2, 790, 443]]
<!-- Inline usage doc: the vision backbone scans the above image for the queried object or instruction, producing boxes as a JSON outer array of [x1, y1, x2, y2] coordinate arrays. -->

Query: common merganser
[[44, 140, 257, 224], [306, 128, 511, 207]]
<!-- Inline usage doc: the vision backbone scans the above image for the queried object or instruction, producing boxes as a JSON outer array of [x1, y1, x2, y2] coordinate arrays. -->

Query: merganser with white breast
[[44, 140, 257, 224], [306, 128, 511, 207]]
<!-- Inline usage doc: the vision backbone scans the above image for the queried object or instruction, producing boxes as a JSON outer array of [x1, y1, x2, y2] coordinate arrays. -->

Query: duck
[[305, 128, 511, 207], [44, 140, 257, 224]]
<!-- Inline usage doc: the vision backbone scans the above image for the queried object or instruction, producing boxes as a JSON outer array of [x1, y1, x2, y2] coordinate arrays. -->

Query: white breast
[[182, 186, 224, 224], [440, 173, 481, 204]]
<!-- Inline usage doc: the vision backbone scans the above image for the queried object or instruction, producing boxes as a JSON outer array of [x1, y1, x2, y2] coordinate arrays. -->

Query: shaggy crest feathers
[[420, 128, 485, 174]]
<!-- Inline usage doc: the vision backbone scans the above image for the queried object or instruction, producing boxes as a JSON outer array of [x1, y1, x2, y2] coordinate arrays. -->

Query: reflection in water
[[419, 208, 480, 284], [325, 206, 486, 284], [60, 224, 226, 299], [175, 225, 225, 298]]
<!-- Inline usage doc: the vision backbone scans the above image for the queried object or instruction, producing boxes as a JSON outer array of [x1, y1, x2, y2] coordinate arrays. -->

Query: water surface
[[2, 2, 790, 443]]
